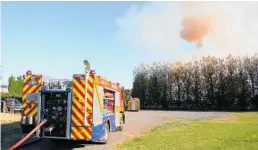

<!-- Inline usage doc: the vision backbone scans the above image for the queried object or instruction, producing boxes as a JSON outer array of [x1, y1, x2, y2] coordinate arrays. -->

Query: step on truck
[[20, 60, 125, 144]]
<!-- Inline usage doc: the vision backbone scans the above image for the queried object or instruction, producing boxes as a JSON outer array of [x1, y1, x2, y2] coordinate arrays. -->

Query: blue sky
[[1, 1, 197, 89]]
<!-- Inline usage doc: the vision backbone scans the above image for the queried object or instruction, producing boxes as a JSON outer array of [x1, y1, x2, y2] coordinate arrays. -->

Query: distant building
[[1, 85, 9, 93]]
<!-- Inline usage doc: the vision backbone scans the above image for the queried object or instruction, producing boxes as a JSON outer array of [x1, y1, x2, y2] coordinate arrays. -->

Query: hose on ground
[[8, 119, 47, 150]]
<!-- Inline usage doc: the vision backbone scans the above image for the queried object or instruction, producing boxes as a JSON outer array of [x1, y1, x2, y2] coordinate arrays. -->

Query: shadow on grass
[[1, 121, 22, 150], [0, 121, 107, 150], [17, 138, 108, 150]]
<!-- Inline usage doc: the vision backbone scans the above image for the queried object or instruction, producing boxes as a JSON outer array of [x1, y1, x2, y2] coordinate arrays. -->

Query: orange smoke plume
[[180, 3, 213, 47], [180, 14, 214, 48]]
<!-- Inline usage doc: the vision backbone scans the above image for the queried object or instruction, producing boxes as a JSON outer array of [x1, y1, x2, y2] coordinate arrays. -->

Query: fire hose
[[8, 119, 47, 150]]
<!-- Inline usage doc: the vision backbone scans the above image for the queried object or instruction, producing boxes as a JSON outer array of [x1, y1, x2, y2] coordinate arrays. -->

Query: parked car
[[0, 99, 5, 112], [4, 99, 22, 113]]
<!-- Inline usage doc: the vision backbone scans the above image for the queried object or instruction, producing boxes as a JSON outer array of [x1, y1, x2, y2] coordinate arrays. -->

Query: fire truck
[[20, 60, 125, 144], [127, 98, 140, 111]]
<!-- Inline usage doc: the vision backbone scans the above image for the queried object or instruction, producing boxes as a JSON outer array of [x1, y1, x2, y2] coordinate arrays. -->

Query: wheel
[[102, 123, 109, 144]]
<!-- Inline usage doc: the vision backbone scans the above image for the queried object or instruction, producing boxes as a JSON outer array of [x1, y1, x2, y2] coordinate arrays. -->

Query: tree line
[[1, 75, 23, 99], [132, 54, 258, 111]]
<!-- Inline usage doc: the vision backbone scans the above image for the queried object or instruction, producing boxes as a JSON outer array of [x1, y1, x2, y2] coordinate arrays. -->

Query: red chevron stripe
[[85, 127, 92, 135], [72, 110, 83, 125], [87, 98, 93, 107], [72, 119, 81, 127], [76, 127, 88, 139], [73, 82, 85, 98], [23, 77, 31, 86], [86, 117, 92, 126], [33, 112, 37, 117], [31, 82, 42, 93], [88, 79, 93, 88], [71, 119, 77, 126], [23, 85, 33, 95], [23, 101, 33, 110], [71, 108, 84, 125], [87, 89, 93, 97], [23, 77, 41, 95], [71, 129, 79, 139], [73, 93, 84, 105], [75, 77, 86, 89], [72, 113, 83, 126], [25, 103, 38, 116], [22, 98, 26, 105], [72, 101, 84, 116]]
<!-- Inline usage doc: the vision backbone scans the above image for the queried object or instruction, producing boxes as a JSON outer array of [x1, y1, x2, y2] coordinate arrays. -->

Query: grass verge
[[114, 112, 258, 150], [1, 113, 22, 150]]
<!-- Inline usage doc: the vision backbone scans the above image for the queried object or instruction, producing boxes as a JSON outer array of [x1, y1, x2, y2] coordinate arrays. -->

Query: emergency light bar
[[42, 79, 72, 90]]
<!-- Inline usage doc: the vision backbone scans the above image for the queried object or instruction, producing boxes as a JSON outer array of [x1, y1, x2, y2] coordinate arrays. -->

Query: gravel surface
[[11, 111, 230, 150]]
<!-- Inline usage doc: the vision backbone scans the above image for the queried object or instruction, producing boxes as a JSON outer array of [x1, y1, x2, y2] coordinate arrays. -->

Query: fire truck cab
[[20, 61, 125, 143]]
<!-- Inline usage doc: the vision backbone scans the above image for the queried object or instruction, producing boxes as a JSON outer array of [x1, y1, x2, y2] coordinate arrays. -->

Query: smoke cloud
[[116, 2, 258, 61], [180, 14, 213, 48]]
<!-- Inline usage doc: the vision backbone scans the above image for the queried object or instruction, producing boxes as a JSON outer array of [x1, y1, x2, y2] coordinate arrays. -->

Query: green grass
[[115, 112, 258, 150], [1, 121, 21, 149]]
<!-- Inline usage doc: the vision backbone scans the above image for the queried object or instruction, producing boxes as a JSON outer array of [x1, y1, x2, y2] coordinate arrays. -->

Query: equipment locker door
[[115, 91, 120, 127]]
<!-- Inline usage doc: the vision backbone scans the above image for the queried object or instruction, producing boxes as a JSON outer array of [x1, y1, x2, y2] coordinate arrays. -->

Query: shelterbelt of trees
[[1, 76, 23, 99], [132, 54, 258, 111]]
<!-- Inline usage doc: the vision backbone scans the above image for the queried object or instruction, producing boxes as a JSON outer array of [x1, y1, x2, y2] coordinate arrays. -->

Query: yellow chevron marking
[[87, 94, 93, 102], [23, 75, 31, 85], [87, 104, 92, 111], [73, 88, 84, 101], [23, 84, 30, 93], [29, 107, 38, 117], [81, 127, 91, 139], [72, 128, 84, 139], [27, 85, 37, 95], [87, 85, 93, 94], [73, 97, 84, 112], [23, 103, 35, 115], [72, 116, 81, 126], [72, 105, 83, 120], [73, 79, 85, 95], [88, 77, 93, 83]]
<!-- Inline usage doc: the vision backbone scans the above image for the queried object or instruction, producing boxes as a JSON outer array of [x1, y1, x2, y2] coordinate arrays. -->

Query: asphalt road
[[17, 111, 229, 150]]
